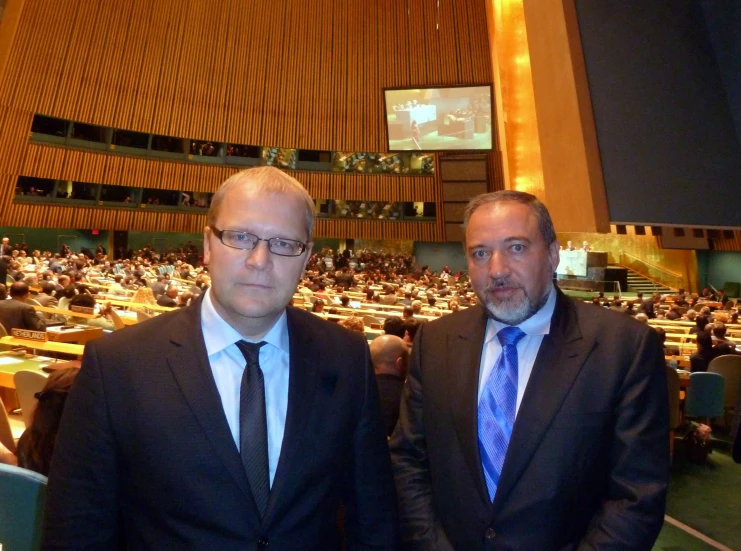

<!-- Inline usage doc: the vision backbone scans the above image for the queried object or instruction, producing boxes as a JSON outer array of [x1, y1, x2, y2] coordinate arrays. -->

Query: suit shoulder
[[572, 298, 653, 339], [87, 306, 188, 352], [417, 305, 485, 336]]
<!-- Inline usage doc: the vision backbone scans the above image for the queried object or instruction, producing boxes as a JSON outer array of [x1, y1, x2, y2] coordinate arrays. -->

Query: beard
[[477, 277, 550, 326]]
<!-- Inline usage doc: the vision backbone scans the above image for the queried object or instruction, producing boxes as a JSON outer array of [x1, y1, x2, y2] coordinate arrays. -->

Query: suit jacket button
[[257, 537, 269, 548], [484, 528, 496, 540]]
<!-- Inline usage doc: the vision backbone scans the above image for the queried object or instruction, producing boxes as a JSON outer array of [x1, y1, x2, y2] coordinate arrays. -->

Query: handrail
[[619, 252, 682, 291]]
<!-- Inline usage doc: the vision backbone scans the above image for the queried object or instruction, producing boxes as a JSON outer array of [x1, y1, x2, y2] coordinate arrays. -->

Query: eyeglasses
[[211, 227, 307, 257]]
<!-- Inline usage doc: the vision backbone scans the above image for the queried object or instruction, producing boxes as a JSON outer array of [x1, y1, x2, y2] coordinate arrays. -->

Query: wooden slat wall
[[0, 0, 493, 151], [0, 0, 499, 241]]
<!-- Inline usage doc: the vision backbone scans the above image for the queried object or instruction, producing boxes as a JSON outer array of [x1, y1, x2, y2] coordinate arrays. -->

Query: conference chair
[[708, 354, 741, 417], [0, 322, 12, 352], [685, 372, 725, 423], [136, 311, 153, 323], [14, 370, 48, 428], [362, 315, 382, 327], [665, 366, 681, 459], [0, 395, 16, 454], [0, 463, 48, 551]]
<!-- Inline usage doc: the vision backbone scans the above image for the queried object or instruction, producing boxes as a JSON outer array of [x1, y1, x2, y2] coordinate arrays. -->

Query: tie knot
[[497, 326, 525, 347], [235, 341, 266, 365]]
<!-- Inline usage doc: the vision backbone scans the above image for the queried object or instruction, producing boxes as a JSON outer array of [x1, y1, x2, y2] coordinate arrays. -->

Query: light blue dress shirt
[[200, 289, 290, 487], [478, 284, 557, 414]]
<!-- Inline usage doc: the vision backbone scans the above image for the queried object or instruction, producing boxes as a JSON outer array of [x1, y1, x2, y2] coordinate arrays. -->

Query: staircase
[[625, 270, 675, 295]]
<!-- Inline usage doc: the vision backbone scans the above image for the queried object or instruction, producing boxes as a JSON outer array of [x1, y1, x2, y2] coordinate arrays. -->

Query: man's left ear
[[549, 241, 561, 269]]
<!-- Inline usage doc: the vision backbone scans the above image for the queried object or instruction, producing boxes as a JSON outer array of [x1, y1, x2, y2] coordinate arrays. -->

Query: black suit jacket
[[389, 290, 669, 550], [0, 298, 46, 332], [43, 301, 397, 550]]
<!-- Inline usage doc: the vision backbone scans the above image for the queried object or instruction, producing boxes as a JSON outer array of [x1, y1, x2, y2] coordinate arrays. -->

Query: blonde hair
[[207, 167, 315, 240], [339, 316, 365, 334]]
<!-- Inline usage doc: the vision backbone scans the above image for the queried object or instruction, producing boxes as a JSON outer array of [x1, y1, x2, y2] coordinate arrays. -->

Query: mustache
[[485, 278, 523, 292]]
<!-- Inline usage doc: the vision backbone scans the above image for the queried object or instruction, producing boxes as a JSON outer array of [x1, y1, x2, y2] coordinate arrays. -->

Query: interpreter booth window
[[69, 122, 110, 150], [262, 147, 298, 169], [225, 144, 261, 166], [100, 184, 138, 205], [151, 135, 185, 154], [331, 200, 403, 220], [141, 189, 180, 207], [30, 115, 70, 141], [297, 149, 331, 171], [189, 140, 220, 157], [56, 181, 98, 202], [15, 176, 54, 197], [112, 129, 149, 150], [180, 191, 212, 208]]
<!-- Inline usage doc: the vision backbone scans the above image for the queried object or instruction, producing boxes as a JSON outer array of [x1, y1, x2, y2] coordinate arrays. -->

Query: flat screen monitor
[[383, 85, 493, 152]]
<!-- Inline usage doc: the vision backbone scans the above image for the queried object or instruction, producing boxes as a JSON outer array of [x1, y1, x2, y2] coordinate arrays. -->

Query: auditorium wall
[[0, 226, 109, 254], [0, 0, 501, 241], [696, 250, 741, 294], [413, 242, 466, 274]]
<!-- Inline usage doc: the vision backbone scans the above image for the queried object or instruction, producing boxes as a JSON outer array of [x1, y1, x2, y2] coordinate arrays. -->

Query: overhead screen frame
[[382, 83, 495, 153]]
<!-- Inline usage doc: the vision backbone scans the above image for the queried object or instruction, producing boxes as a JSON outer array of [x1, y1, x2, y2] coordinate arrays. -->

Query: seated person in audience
[[339, 295, 350, 308], [711, 323, 738, 356], [339, 315, 365, 334], [581, 240, 592, 251], [685, 309, 697, 322], [448, 300, 460, 313], [177, 291, 194, 308], [152, 275, 168, 297], [717, 289, 729, 305], [732, 312, 739, 324], [401, 292, 413, 307], [674, 294, 689, 308], [109, 275, 128, 295], [410, 300, 423, 315], [312, 299, 325, 313], [653, 327, 679, 357], [156, 285, 179, 307], [665, 305, 682, 320], [690, 314, 710, 335], [383, 316, 406, 339], [635, 313, 649, 324], [0, 281, 46, 332], [0, 283, 6, 300], [690, 330, 714, 373], [67, 293, 124, 331], [57, 284, 78, 311], [15, 367, 79, 476], [608, 299, 626, 314], [35, 281, 59, 308], [379, 285, 398, 305], [370, 335, 410, 437], [701, 288, 713, 299], [327, 307, 339, 316], [401, 306, 414, 319], [131, 286, 157, 308], [402, 318, 422, 348], [564, 240, 576, 251]]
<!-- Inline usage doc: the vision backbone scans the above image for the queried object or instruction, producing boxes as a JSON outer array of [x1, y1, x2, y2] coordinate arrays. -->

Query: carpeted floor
[[654, 520, 719, 551], [657, 437, 740, 550]]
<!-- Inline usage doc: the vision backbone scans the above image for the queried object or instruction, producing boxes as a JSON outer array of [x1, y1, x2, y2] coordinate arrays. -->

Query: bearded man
[[389, 190, 669, 550]]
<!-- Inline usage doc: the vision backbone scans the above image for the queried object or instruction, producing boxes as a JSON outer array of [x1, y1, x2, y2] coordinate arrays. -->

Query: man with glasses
[[44, 167, 398, 550]]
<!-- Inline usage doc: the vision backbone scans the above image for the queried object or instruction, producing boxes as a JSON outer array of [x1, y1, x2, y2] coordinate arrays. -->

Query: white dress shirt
[[200, 289, 290, 486], [478, 285, 557, 415]]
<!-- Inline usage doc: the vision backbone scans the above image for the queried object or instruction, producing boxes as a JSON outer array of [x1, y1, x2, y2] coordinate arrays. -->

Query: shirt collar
[[486, 284, 557, 342], [201, 288, 289, 356]]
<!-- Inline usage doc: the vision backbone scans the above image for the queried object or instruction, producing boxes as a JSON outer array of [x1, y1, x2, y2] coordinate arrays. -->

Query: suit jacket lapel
[[450, 305, 492, 507], [263, 307, 320, 525], [491, 290, 595, 512], [165, 297, 255, 507]]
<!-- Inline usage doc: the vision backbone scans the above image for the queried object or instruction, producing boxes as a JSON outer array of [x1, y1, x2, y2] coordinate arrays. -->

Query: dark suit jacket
[[376, 374, 405, 438], [0, 298, 46, 332], [43, 301, 397, 550], [389, 290, 669, 550]]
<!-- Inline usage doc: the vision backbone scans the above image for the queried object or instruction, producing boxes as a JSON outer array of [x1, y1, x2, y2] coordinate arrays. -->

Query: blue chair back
[[0, 463, 48, 551], [685, 372, 725, 418]]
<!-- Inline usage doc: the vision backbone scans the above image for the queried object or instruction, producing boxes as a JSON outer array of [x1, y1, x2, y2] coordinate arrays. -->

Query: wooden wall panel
[[0, 0, 492, 151], [0, 0, 500, 242]]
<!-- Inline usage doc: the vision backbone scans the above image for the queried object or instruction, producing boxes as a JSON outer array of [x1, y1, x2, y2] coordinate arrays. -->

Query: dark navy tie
[[478, 326, 525, 501], [236, 340, 269, 516]]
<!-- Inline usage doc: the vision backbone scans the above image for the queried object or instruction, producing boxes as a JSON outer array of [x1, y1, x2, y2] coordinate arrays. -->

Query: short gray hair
[[462, 190, 556, 245], [207, 166, 316, 240]]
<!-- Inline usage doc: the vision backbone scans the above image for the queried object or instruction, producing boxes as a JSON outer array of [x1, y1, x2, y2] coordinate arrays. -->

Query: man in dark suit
[[0, 281, 46, 332], [390, 190, 668, 550], [44, 167, 398, 550], [370, 334, 409, 437]]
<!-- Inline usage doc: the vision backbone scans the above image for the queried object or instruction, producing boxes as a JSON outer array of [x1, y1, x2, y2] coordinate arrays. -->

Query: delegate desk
[[46, 325, 104, 345], [0, 336, 85, 357], [0, 353, 55, 389]]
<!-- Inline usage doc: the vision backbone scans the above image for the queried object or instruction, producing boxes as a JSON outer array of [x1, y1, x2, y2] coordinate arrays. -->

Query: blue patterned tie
[[478, 326, 525, 501]]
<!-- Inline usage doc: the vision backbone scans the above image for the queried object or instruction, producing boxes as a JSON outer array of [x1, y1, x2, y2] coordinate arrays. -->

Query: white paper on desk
[[0, 357, 23, 365]]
